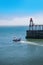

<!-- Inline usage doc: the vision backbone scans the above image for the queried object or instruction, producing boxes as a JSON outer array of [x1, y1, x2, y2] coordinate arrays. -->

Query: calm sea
[[0, 26, 43, 65]]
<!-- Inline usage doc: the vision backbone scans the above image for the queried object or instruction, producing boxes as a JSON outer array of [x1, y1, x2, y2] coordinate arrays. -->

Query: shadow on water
[[26, 39, 43, 44]]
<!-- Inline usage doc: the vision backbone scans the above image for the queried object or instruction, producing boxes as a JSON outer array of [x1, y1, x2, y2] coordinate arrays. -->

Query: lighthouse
[[29, 18, 34, 30], [26, 18, 43, 39]]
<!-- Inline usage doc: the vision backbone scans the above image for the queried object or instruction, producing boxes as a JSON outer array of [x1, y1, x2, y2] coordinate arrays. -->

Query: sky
[[0, 0, 43, 26]]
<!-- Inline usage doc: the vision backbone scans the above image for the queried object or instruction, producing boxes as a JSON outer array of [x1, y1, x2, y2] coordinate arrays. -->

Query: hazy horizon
[[0, 0, 43, 26]]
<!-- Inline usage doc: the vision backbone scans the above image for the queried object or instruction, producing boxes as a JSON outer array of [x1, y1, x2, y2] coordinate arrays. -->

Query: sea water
[[0, 26, 43, 65]]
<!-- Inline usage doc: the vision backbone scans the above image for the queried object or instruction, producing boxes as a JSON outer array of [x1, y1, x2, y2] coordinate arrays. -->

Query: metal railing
[[29, 25, 43, 31]]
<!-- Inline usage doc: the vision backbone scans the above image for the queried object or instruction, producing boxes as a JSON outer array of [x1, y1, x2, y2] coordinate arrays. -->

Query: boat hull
[[13, 39, 21, 42]]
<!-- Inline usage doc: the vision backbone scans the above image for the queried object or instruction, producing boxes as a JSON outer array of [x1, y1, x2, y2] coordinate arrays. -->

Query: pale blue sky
[[0, 0, 43, 26], [0, 0, 43, 15]]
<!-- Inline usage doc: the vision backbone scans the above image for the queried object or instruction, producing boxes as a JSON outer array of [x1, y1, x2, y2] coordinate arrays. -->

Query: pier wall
[[26, 30, 43, 39]]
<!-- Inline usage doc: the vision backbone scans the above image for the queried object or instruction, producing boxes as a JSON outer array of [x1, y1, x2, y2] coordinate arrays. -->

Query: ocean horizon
[[0, 26, 43, 65]]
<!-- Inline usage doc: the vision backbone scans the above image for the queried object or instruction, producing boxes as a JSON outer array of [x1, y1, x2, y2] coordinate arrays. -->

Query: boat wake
[[20, 40, 43, 46], [0, 40, 43, 48]]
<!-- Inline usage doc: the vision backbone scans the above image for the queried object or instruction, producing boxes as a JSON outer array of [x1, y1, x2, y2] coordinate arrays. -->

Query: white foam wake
[[20, 40, 43, 46]]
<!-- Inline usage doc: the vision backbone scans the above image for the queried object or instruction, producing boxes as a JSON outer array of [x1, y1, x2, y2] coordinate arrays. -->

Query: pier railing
[[29, 25, 43, 31]]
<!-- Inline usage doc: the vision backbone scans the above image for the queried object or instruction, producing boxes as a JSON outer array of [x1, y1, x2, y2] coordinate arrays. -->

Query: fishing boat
[[13, 37, 21, 42]]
